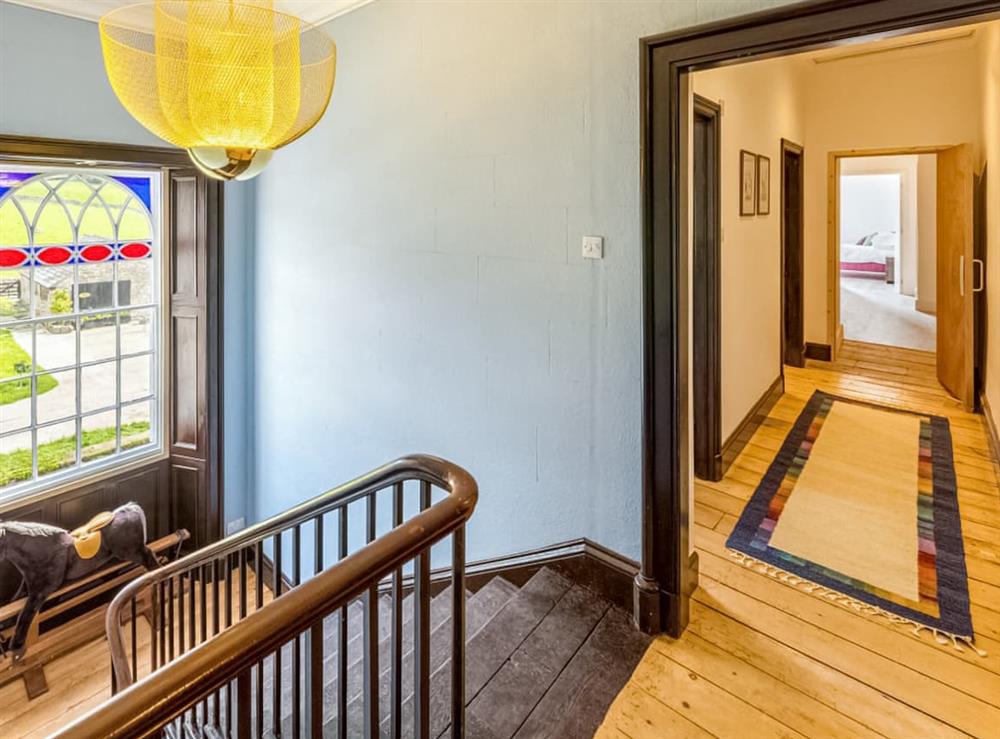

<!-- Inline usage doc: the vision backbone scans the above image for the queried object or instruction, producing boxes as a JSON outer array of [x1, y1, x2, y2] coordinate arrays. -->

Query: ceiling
[[804, 22, 988, 64], [0, 0, 374, 26]]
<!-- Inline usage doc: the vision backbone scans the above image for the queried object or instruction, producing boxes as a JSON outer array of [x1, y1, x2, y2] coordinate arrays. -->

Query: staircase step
[[264, 583, 461, 737], [260, 591, 399, 727], [462, 584, 611, 738], [339, 576, 519, 735], [512, 606, 652, 738], [393, 567, 573, 739]]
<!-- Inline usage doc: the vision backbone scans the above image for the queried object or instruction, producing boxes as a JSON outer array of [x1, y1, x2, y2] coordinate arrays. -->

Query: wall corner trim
[[719, 375, 785, 476], [804, 342, 833, 362], [979, 392, 1000, 475]]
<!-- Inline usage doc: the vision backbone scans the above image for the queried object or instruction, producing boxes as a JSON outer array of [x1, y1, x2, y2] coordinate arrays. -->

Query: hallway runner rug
[[726, 390, 984, 655]]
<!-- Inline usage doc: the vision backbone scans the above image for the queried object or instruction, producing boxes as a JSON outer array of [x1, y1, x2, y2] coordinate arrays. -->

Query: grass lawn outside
[[0, 328, 58, 405], [0, 421, 151, 487]]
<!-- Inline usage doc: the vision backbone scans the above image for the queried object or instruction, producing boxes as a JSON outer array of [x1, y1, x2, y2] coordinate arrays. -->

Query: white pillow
[[871, 231, 898, 248]]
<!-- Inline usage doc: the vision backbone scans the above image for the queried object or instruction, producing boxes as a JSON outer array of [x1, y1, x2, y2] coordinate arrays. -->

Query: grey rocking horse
[[0, 502, 160, 662]]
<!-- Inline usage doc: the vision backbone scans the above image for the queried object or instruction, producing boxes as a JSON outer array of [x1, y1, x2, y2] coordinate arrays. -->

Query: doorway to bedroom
[[837, 154, 936, 352]]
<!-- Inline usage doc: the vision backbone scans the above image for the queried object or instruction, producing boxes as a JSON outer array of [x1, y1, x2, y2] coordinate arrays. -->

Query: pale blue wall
[[0, 2, 253, 529], [250, 0, 792, 563]]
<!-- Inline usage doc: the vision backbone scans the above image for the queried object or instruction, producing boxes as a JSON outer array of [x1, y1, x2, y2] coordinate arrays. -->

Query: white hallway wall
[[692, 58, 806, 438], [0, 2, 255, 529], [801, 36, 982, 343], [251, 0, 798, 563]]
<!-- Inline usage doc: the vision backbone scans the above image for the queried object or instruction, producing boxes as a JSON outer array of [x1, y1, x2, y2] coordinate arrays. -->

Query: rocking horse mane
[[0, 520, 66, 538]]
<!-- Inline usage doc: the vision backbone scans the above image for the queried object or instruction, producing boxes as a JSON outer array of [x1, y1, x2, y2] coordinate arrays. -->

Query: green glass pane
[[78, 199, 116, 243], [98, 181, 132, 224], [0, 200, 29, 246], [33, 198, 74, 245], [118, 197, 152, 241], [14, 179, 49, 224], [55, 177, 95, 223]]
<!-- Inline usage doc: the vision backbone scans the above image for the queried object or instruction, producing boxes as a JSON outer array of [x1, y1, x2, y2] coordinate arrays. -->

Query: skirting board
[[804, 342, 833, 361], [979, 392, 1000, 478], [256, 538, 639, 616], [720, 375, 784, 475]]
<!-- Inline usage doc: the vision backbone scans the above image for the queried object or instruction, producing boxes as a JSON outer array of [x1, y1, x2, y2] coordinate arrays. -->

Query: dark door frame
[[781, 139, 805, 368], [636, 0, 1000, 636], [692, 94, 723, 482], [0, 134, 225, 552]]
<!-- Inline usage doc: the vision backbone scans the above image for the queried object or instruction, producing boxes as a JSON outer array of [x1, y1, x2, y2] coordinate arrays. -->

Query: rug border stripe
[[725, 390, 973, 638]]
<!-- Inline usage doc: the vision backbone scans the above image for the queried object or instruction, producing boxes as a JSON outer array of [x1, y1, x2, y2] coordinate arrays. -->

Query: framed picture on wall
[[740, 150, 757, 216], [756, 154, 771, 215]]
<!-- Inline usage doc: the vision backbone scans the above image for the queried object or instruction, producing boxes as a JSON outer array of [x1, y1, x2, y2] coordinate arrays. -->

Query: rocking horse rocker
[[0, 502, 161, 663]]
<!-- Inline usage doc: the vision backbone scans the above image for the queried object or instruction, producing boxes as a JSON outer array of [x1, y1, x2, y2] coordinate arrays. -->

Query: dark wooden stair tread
[[513, 606, 652, 738], [178, 566, 649, 739], [463, 584, 612, 738]]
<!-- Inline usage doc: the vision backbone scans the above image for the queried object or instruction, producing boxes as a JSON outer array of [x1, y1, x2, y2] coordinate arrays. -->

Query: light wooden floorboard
[[0, 567, 270, 737], [600, 341, 1000, 738]]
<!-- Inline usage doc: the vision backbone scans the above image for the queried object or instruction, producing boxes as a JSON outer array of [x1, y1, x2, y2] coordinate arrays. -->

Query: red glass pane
[[0, 249, 28, 268], [120, 242, 151, 260], [37, 246, 72, 265], [80, 244, 113, 262]]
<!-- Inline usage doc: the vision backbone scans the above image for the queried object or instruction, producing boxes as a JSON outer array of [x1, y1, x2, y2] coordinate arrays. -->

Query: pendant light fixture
[[99, 0, 336, 180]]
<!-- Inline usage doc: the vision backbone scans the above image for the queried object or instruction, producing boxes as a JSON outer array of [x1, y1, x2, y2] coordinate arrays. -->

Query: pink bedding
[[840, 261, 885, 274]]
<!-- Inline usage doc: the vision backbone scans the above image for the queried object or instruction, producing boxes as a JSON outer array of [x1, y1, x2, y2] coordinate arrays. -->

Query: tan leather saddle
[[70, 511, 115, 560]]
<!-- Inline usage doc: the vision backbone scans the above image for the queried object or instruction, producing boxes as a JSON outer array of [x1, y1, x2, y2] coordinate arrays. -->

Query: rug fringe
[[727, 550, 988, 658]]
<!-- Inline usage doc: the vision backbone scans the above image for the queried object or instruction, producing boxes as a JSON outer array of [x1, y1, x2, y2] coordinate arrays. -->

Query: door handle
[[960, 255, 965, 297], [974, 258, 985, 293]]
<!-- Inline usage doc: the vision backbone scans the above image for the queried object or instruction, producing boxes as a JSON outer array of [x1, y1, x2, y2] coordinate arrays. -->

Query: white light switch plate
[[582, 236, 604, 259]]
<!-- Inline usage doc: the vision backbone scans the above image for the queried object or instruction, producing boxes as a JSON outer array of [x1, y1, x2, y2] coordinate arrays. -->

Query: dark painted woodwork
[[639, 0, 1000, 637], [168, 170, 224, 550], [0, 137, 224, 600], [804, 342, 833, 361], [720, 375, 784, 474], [692, 95, 723, 483], [454, 537, 639, 613], [974, 167, 987, 404], [782, 139, 806, 368], [980, 392, 1000, 468]]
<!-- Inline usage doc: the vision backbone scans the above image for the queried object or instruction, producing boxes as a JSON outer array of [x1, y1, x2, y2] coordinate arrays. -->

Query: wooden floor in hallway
[[598, 340, 1000, 739]]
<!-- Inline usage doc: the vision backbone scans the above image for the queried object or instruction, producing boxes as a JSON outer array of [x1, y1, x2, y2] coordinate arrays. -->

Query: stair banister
[[54, 454, 477, 739]]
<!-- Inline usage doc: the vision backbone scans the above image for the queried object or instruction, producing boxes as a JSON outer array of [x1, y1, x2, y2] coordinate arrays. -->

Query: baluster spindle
[[452, 524, 466, 737], [309, 515, 324, 738], [413, 481, 432, 738], [364, 492, 380, 737], [255, 540, 265, 739], [390, 482, 404, 739], [167, 576, 175, 663], [337, 506, 348, 739], [226, 554, 234, 735], [272, 533, 283, 738], [130, 596, 137, 685], [293, 524, 302, 739]]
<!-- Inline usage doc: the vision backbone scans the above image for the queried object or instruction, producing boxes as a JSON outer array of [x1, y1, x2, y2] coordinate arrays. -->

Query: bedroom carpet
[[841, 274, 935, 351]]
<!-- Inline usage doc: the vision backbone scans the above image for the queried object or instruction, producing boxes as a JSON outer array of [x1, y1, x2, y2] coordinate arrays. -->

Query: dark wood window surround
[[0, 135, 224, 602], [637, 0, 1000, 636]]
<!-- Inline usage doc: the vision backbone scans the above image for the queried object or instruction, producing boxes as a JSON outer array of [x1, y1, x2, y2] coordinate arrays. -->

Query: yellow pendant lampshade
[[99, 0, 336, 180]]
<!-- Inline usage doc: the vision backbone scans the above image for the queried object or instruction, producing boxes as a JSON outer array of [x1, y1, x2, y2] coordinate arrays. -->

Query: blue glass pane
[[111, 176, 152, 211], [0, 172, 37, 200]]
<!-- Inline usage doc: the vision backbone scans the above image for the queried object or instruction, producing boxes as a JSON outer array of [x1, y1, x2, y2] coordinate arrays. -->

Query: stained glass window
[[0, 167, 161, 499]]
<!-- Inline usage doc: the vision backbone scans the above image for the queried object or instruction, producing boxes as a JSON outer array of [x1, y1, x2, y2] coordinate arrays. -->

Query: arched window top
[[0, 171, 153, 248]]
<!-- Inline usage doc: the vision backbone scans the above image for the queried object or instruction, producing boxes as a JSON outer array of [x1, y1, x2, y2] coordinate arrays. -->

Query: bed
[[840, 231, 897, 279]]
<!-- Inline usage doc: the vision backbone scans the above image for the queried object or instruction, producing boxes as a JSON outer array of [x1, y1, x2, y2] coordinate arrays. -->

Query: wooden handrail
[[53, 455, 477, 738]]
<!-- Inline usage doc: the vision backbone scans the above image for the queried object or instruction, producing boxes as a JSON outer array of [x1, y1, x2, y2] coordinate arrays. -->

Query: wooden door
[[936, 144, 975, 410], [692, 96, 722, 481], [782, 141, 805, 367]]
